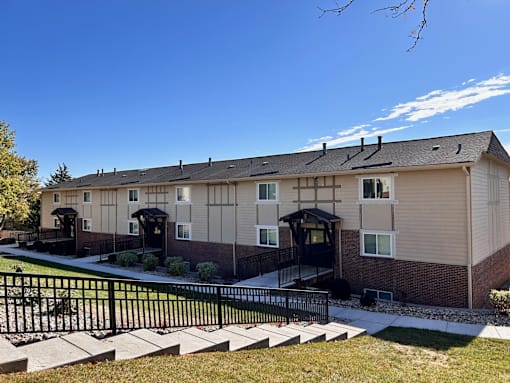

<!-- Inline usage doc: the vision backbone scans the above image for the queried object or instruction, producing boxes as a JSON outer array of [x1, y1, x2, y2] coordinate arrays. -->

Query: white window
[[257, 182, 278, 202], [364, 288, 393, 301], [53, 192, 61, 204], [53, 217, 61, 229], [128, 220, 139, 235], [128, 189, 139, 203], [256, 225, 279, 247], [83, 191, 92, 203], [360, 176, 392, 200], [176, 186, 191, 203], [361, 231, 394, 258], [83, 218, 92, 232], [176, 223, 191, 240]]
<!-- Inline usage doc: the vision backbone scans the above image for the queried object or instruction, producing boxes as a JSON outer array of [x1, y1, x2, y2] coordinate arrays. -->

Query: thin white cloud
[[462, 78, 476, 86], [495, 129, 510, 133], [374, 74, 510, 123], [337, 124, 370, 137], [299, 126, 411, 152], [307, 135, 333, 144]]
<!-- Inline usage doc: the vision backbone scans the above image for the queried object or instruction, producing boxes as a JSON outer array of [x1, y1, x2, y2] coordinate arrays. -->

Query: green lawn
[[1, 327, 508, 383]]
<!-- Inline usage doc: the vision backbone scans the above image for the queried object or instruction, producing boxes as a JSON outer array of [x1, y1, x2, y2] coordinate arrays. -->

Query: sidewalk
[[1, 244, 510, 341]]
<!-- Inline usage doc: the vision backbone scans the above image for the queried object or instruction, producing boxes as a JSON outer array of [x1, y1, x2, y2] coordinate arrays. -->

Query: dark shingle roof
[[45, 131, 509, 190]]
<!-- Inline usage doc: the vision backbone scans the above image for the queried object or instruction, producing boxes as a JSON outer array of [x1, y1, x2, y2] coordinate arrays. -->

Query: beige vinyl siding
[[362, 204, 393, 231], [40, 192, 54, 228], [471, 158, 510, 265], [236, 182, 257, 245], [191, 184, 208, 241], [394, 169, 468, 265], [257, 204, 278, 226], [278, 179, 298, 218], [99, 190, 117, 234], [336, 175, 359, 230]]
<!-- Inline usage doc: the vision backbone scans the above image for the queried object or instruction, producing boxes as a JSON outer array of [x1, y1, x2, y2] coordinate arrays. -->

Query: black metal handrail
[[0, 271, 329, 335], [278, 248, 335, 287], [236, 247, 297, 280], [82, 237, 145, 256], [17, 228, 68, 243]]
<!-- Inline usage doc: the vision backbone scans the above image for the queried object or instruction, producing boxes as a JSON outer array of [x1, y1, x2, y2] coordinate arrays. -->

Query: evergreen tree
[[45, 163, 72, 187]]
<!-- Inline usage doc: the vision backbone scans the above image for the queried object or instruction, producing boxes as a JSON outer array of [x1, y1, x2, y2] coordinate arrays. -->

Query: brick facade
[[341, 230, 469, 308], [472, 243, 510, 308], [75, 218, 132, 250], [166, 222, 292, 277]]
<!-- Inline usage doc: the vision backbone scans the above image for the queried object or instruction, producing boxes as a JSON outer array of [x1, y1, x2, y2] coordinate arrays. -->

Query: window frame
[[83, 191, 92, 204], [256, 225, 279, 248], [82, 218, 92, 232], [53, 192, 61, 204], [359, 175, 394, 202], [363, 288, 394, 302], [176, 186, 191, 204], [176, 222, 192, 240], [361, 230, 395, 259], [128, 220, 139, 236], [256, 182, 279, 203], [128, 189, 139, 204]]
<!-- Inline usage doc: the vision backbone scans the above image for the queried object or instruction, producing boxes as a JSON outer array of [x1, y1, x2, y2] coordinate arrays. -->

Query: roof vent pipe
[[322, 142, 327, 155], [101, 168, 104, 176], [456, 143, 462, 154], [377, 136, 382, 150], [96, 169, 100, 177], [113, 168, 117, 175], [208, 157, 212, 167], [360, 137, 365, 152], [179, 160, 183, 170]]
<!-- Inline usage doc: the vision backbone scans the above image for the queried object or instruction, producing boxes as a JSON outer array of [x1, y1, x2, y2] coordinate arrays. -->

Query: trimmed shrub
[[487, 289, 510, 315], [166, 257, 186, 276], [360, 293, 376, 307], [116, 251, 138, 267], [142, 254, 159, 271], [327, 278, 351, 300], [196, 262, 218, 283], [0, 237, 16, 245]]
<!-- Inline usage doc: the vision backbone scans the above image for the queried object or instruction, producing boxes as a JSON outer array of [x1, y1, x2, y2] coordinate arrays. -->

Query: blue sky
[[1, 0, 510, 182]]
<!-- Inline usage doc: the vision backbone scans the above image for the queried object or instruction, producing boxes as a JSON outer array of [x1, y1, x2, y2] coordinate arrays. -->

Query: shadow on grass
[[373, 326, 475, 351]]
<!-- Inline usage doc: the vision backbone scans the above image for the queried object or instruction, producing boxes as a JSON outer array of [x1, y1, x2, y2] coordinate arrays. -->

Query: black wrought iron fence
[[0, 272, 328, 334], [237, 247, 298, 281], [82, 237, 145, 257], [17, 229, 67, 244]]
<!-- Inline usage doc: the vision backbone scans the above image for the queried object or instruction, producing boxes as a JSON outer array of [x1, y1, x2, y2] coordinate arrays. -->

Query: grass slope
[[2, 327, 509, 383]]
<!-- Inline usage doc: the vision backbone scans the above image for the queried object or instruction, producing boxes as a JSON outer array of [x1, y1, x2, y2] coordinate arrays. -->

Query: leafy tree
[[0, 121, 39, 230], [45, 163, 72, 187], [319, 0, 430, 51]]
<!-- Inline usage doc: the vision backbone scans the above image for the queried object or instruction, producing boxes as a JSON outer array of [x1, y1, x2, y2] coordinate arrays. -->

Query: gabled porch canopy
[[51, 208, 78, 216], [131, 208, 168, 220], [280, 208, 342, 225]]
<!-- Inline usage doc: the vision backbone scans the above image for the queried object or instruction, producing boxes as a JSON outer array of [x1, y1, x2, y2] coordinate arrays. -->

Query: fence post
[[324, 292, 329, 324], [108, 280, 117, 334], [285, 290, 290, 325], [216, 286, 223, 329]]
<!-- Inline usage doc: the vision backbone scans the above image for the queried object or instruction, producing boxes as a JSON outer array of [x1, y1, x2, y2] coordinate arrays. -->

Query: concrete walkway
[[1, 244, 510, 341]]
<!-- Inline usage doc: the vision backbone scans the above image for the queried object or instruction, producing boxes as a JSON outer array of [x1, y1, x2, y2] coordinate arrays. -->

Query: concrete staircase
[[0, 322, 366, 374]]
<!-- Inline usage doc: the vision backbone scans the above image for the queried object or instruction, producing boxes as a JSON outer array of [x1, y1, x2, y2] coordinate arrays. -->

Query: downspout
[[232, 182, 237, 276], [463, 166, 473, 309]]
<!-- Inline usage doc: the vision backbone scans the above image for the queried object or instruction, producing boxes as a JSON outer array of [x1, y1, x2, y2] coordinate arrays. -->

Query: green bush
[[166, 256, 186, 276], [0, 237, 16, 245], [487, 289, 510, 315], [142, 253, 159, 271], [116, 251, 138, 267], [196, 262, 218, 283]]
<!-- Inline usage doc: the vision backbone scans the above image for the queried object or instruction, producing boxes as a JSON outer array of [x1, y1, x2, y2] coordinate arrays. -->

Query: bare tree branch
[[318, 0, 430, 51]]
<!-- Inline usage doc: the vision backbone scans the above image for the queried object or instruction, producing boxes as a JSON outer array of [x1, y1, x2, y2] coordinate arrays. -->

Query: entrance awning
[[280, 208, 342, 224], [51, 208, 78, 216], [131, 208, 168, 220]]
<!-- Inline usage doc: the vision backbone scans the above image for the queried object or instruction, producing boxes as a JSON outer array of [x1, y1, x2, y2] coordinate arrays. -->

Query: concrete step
[[162, 329, 228, 354], [0, 338, 28, 374], [258, 324, 325, 344], [102, 329, 180, 360], [180, 328, 230, 351], [20, 333, 115, 372], [306, 323, 348, 341], [324, 322, 367, 339], [212, 326, 270, 351], [247, 326, 300, 348]]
